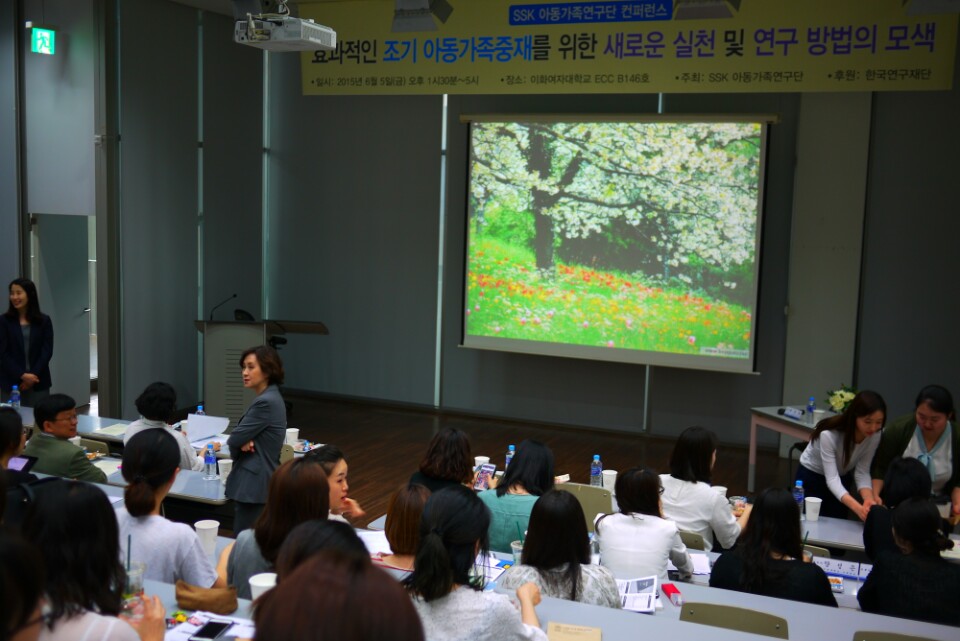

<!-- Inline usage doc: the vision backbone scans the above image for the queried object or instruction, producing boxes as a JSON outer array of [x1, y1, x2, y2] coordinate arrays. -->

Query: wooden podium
[[194, 320, 328, 425]]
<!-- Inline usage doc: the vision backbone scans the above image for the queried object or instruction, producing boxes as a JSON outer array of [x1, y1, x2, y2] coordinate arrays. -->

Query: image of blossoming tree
[[465, 120, 761, 357]]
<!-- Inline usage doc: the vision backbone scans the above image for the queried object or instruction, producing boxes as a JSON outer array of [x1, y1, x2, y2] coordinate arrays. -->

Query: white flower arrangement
[[827, 384, 857, 413]]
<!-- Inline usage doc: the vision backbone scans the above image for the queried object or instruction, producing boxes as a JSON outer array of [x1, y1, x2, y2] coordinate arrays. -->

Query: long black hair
[[0, 530, 44, 639], [669, 426, 718, 484], [521, 489, 590, 601], [5, 278, 44, 324], [403, 485, 490, 602], [811, 390, 886, 468], [496, 439, 554, 497], [737, 487, 803, 593], [121, 428, 180, 517], [21, 481, 127, 624]]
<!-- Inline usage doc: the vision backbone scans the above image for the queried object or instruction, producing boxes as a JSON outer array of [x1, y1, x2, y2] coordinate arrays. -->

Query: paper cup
[[249, 572, 277, 600], [218, 459, 233, 485], [474, 455, 490, 470], [510, 540, 524, 564], [812, 409, 827, 424], [804, 496, 822, 521], [712, 485, 728, 497], [285, 428, 299, 444], [194, 519, 220, 556], [601, 469, 617, 491], [68, 436, 82, 447]]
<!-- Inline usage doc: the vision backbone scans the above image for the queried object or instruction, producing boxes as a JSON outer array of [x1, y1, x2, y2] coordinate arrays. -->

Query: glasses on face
[[54, 413, 78, 423]]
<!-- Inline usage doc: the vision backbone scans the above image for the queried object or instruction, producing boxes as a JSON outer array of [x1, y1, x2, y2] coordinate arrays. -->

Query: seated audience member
[[117, 429, 222, 587], [254, 553, 424, 641], [858, 497, 960, 626], [20, 394, 106, 483], [710, 487, 837, 607], [660, 426, 750, 551], [373, 483, 431, 571], [796, 390, 885, 521], [273, 519, 370, 580], [304, 444, 366, 522], [123, 382, 206, 472], [22, 480, 165, 641], [864, 456, 933, 561], [219, 457, 330, 599], [872, 385, 959, 519], [597, 467, 693, 583], [0, 406, 36, 487], [477, 439, 554, 553], [0, 530, 44, 641], [404, 486, 548, 641], [499, 489, 620, 608], [409, 427, 474, 493]]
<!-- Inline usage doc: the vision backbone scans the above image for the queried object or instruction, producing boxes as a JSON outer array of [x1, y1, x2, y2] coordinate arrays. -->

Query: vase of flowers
[[827, 384, 857, 413]]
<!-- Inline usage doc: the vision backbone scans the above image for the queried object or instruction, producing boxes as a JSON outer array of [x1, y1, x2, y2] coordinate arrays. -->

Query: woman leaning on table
[[225, 345, 287, 533], [871, 385, 960, 518], [795, 390, 885, 521], [1, 278, 53, 405]]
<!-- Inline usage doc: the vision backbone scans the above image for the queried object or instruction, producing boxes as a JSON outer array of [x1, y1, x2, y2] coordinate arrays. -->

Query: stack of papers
[[94, 424, 128, 436], [616, 575, 658, 613]]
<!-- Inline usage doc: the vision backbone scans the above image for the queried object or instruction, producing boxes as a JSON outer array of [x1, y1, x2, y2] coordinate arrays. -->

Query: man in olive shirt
[[22, 393, 106, 483]]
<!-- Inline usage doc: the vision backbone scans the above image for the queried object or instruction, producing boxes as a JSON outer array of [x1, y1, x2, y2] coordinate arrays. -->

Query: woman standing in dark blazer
[[225, 345, 287, 533], [1, 278, 53, 405]]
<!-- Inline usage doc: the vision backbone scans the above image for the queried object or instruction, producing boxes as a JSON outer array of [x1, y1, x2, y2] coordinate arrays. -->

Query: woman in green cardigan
[[872, 385, 959, 519]]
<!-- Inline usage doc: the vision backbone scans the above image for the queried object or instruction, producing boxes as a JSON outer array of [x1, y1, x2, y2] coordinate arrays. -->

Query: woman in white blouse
[[797, 390, 886, 521], [596, 467, 693, 584], [404, 486, 547, 641], [660, 427, 751, 552]]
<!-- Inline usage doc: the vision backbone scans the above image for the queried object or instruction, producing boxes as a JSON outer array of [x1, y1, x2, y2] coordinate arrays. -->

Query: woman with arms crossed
[[225, 346, 287, 533], [1, 278, 53, 405], [796, 390, 885, 521]]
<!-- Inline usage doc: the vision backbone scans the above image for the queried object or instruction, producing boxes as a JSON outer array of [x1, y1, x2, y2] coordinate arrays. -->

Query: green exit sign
[[31, 27, 55, 55]]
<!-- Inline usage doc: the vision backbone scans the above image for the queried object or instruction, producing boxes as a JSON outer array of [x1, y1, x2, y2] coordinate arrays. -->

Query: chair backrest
[[852, 632, 938, 641], [555, 483, 612, 533], [79, 438, 109, 455], [279, 443, 295, 464], [679, 530, 706, 551], [804, 544, 830, 559], [679, 602, 788, 639]]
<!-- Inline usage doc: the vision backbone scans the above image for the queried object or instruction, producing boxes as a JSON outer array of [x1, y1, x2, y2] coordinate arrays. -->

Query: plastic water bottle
[[590, 454, 603, 487], [505, 444, 515, 469], [196, 405, 205, 415], [806, 397, 816, 424], [203, 443, 218, 480], [9, 385, 20, 408], [793, 480, 805, 520]]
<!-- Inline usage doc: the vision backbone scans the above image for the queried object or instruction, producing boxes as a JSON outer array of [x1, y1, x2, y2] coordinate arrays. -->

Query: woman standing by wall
[[1, 278, 53, 405]]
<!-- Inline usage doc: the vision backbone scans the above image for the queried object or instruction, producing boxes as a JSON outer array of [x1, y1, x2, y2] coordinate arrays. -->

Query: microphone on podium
[[208, 293, 237, 321]]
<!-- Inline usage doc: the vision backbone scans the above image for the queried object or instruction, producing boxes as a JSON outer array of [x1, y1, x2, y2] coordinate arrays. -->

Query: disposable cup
[[802, 549, 814, 563], [474, 456, 490, 470], [124, 561, 145, 598], [601, 469, 617, 491], [195, 519, 220, 556], [249, 572, 277, 600], [218, 459, 233, 485], [285, 428, 299, 444], [510, 540, 524, 564], [804, 496, 822, 521], [68, 436, 82, 447], [712, 485, 728, 497]]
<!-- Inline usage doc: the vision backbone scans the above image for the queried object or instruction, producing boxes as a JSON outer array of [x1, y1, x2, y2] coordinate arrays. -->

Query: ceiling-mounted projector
[[234, 15, 336, 52]]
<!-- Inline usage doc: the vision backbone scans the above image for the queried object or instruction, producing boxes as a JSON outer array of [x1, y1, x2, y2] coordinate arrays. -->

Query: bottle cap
[[198, 405, 204, 412], [795, 480, 803, 487], [508, 444, 515, 451], [593, 454, 600, 460], [12, 385, 17, 390]]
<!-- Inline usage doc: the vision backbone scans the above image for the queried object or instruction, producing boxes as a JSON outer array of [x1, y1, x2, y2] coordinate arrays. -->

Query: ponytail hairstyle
[[403, 485, 490, 602], [810, 390, 886, 468], [892, 497, 954, 557], [121, 428, 180, 517]]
